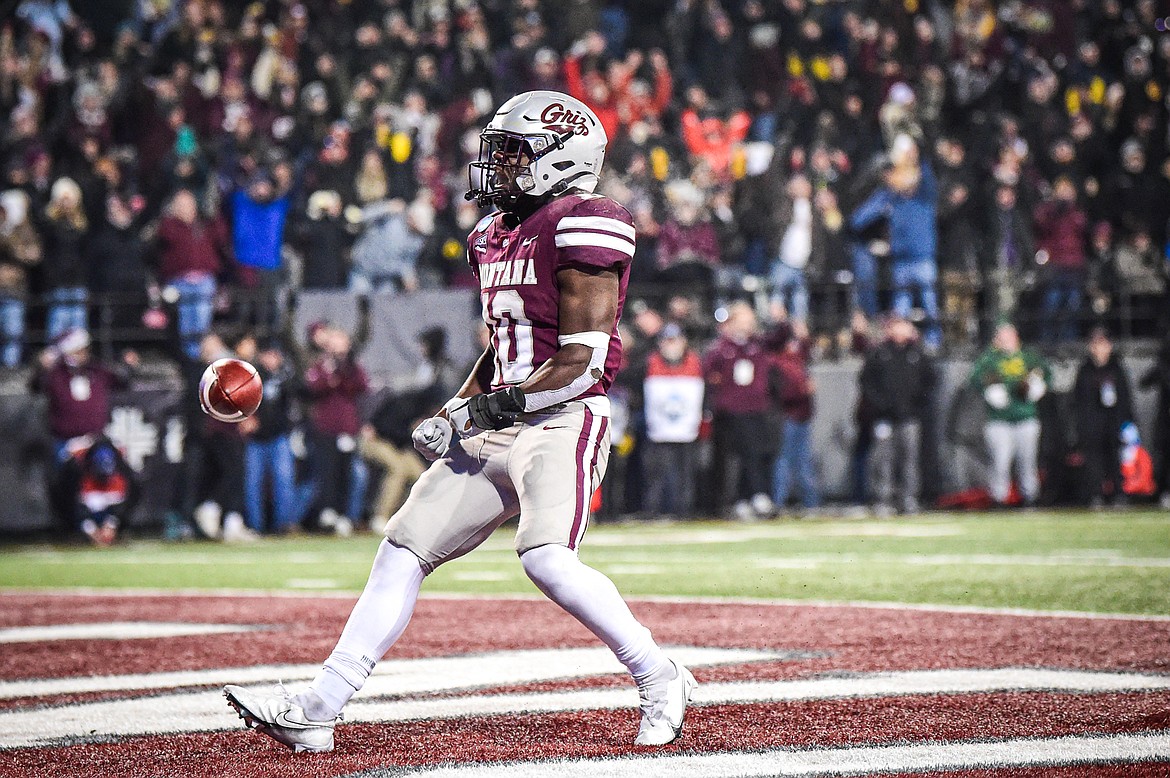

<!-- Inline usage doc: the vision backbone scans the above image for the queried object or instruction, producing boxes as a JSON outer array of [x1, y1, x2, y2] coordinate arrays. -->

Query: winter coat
[[850, 162, 938, 262], [87, 224, 148, 295], [155, 216, 227, 282], [231, 191, 291, 271], [1032, 201, 1087, 271], [1073, 355, 1133, 442], [703, 336, 780, 415], [657, 219, 721, 270], [350, 212, 425, 285], [36, 359, 128, 439], [304, 356, 368, 436], [0, 218, 41, 297], [860, 340, 936, 423], [39, 215, 87, 289]]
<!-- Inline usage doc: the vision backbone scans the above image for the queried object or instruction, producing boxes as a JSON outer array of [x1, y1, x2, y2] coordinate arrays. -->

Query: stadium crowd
[[3, 0, 1170, 541]]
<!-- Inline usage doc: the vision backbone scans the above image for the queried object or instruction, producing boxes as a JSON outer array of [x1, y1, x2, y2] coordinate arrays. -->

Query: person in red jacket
[[154, 189, 232, 359], [304, 323, 369, 535], [641, 323, 705, 516], [679, 86, 750, 178], [703, 302, 781, 520], [770, 322, 820, 514], [33, 327, 137, 534], [1033, 176, 1089, 343]]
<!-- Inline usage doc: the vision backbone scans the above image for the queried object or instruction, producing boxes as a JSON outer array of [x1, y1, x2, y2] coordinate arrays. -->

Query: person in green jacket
[[970, 322, 1051, 507]]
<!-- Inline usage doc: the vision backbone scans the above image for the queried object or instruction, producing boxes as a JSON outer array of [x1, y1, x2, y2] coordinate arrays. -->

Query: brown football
[[199, 358, 262, 422]]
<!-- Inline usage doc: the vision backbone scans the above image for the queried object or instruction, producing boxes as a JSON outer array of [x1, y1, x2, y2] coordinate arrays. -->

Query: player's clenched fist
[[412, 416, 454, 460]]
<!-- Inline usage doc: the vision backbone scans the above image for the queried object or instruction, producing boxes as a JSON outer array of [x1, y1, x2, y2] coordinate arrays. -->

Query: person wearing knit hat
[[34, 326, 136, 536]]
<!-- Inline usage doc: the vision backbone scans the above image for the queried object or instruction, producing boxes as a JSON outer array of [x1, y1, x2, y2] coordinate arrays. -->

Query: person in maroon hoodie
[[703, 301, 782, 520], [770, 321, 820, 514], [33, 327, 137, 534], [154, 188, 231, 359], [304, 324, 369, 536], [1033, 176, 1089, 343]]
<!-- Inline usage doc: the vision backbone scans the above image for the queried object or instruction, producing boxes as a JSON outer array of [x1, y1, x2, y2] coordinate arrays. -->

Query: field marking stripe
[[0, 622, 257, 644], [380, 733, 1170, 777], [1, 668, 1168, 749], [3, 588, 1168, 622], [0, 646, 777, 700]]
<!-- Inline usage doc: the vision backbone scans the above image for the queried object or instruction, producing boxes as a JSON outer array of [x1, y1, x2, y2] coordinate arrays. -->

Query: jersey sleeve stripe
[[554, 231, 636, 257], [556, 215, 636, 240]]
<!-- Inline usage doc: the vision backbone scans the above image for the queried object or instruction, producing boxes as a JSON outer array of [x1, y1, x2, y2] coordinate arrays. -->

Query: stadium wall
[[0, 354, 1158, 532]]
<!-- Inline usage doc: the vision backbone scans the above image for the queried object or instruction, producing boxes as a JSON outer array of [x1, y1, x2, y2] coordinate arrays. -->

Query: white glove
[[412, 416, 454, 461], [443, 397, 484, 439], [983, 383, 1010, 410], [1026, 373, 1047, 402]]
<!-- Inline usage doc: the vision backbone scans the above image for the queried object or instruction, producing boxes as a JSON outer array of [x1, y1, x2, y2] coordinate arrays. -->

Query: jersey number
[[483, 289, 534, 385]]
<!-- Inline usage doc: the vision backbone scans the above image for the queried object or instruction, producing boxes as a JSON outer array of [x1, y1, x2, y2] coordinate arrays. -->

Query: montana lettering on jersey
[[467, 194, 635, 396]]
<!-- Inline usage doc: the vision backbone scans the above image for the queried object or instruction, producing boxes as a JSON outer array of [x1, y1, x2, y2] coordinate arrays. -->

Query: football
[[199, 358, 263, 422]]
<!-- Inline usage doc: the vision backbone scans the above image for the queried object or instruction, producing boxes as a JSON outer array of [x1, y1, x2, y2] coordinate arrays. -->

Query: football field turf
[[3, 510, 1169, 614], [3, 510, 1170, 776]]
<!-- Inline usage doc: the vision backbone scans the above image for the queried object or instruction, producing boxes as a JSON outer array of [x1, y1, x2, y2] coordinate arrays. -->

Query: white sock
[[304, 540, 426, 716], [520, 544, 670, 680]]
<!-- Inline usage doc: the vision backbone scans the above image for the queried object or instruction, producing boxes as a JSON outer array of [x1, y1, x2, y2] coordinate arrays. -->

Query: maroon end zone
[[0, 592, 1168, 777]]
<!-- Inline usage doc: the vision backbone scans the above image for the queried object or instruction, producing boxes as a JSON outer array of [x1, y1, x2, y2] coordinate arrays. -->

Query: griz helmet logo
[[538, 103, 591, 136]]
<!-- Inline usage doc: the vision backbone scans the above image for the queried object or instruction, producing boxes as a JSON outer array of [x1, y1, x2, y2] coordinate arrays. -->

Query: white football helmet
[[467, 90, 607, 210]]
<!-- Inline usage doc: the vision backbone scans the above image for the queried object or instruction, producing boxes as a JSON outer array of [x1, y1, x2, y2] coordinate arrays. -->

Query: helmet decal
[[535, 102, 593, 136]]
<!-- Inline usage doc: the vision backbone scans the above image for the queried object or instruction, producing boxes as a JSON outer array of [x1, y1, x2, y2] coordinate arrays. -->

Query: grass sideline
[[2, 511, 1168, 615]]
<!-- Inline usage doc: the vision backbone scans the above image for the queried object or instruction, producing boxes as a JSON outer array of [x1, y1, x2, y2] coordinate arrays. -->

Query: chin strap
[[522, 331, 611, 412]]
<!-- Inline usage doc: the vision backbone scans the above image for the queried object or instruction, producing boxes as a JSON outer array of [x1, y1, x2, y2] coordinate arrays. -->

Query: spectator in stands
[[360, 386, 431, 534], [228, 165, 295, 323], [243, 339, 305, 535], [154, 189, 230, 360], [0, 190, 41, 368], [679, 86, 751, 179], [71, 436, 137, 546], [38, 177, 88, 341], [860, 314, 936, 517], [349, 196, 435, 294], [970, 323, 1051, 509], [850, 135, 941, 351], [770, 322, 819, 515], [1111, 230, 1166, 335], [1073, 328, 1134, 508], [985, 184, 1035, 328], [936, 137, 980, 345], [657, 180, 720, 294], [703, 301, 779, 520], [34, 327, 136, 531], [769, 174, 814, 324], [642, 323, 705, 517], [1033, 176, 1089, 343], [303, 324, 368, 536], [86, 192, 148, 332], [294, 190, 349, 290], [1140, 329, 1170, 509]]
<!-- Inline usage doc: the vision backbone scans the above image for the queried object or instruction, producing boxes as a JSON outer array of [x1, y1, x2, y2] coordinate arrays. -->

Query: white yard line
[[0, 667, 1166, 749], [381, 733, 1170, 777], [0, 646, 777, 701], [2, 588, 1169, 621], [0, 622, 258, 643]]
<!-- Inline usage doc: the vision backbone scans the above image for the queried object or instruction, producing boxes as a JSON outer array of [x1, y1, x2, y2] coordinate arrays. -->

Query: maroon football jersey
[[467, 193, 634, 398]]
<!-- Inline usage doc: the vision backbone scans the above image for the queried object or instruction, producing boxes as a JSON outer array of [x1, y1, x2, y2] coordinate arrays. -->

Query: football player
[[225, 91, 695, 752]]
